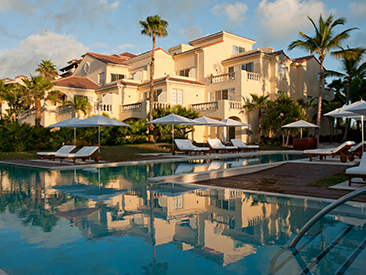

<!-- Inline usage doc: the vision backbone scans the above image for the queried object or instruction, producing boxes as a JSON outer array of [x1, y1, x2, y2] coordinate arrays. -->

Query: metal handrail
[[289, 186, 366, 248]]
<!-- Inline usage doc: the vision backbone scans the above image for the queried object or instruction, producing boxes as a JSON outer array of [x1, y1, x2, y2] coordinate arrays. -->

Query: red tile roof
[[293, 55, 318, 63], [54, 76, 100, 90], [86, 52, 129, 66], [222, 50, 261, 62], [119, 52, 137, 58], [139, 76, 206, 87]]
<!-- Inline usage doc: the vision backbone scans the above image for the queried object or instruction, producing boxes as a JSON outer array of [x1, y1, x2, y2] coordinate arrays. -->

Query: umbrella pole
[[98, 126, 101, 152], [301, 128, 303, 139], [74, 127, 76, 145], [172, 124, 174, 152], [362, 116, 364, 153]]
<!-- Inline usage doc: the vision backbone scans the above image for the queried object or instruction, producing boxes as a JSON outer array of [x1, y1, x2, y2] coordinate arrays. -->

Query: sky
[[0, 0, 365, 79]]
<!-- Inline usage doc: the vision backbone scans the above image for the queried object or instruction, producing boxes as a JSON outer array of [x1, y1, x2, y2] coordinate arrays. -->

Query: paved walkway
[[194, 161, 366, 203]]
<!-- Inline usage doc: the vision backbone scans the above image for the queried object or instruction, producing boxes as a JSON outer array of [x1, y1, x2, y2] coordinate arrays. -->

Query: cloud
[[52, 0, 120, 30], [255, 0, 327, 46], [179, 26, 202, 40], [211, 2, 248, 25], [0, 30, 89, 78], [118, 44, 136, 51], [94, 42, 109, 48], [0, 0, 37, 14], [349, 2, 366, 16]]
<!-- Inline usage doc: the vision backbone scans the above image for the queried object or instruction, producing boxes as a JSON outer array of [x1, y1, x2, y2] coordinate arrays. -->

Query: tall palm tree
[[65, 95, 92, 118], [243, 93, 270, 143], [140, 15, 168, 142], [327, 47, 366, 141], [22, 75, 55, 128], [288, 14, 357, 137], [35, 60, 58, 80]]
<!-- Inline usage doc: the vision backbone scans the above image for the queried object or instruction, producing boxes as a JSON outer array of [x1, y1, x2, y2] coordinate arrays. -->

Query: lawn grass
[[307, 171, 349, 187], [0, 144, 172, 162]]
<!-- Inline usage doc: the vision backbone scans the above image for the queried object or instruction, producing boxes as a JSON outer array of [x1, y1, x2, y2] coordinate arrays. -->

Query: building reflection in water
[[0, 164, 362, 269]]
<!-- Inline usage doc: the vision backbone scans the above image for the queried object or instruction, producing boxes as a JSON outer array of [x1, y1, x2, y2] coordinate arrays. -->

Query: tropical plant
[[22, 75, 55, 128], [261, 95, 305, 145], [64, 95, 92, 118], [288, 14, 358, 137], [152, 105, 199, 142], [242, 93, 270, 143], [0, 81, 21, 122], [0, 121, 32, 152], [35, 59, 58, 80], [139, 15, 169, 142]]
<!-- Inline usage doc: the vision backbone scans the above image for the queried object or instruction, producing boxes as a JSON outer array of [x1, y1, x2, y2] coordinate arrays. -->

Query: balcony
[[246, 72, 260, 81], [97, 103, 113, 113], [191, 102, 218, 112], [122, 102, 142, 112], [207, 72, 235, 84]]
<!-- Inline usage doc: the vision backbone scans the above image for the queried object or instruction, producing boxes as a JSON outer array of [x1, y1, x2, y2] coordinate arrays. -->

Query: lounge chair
[[206, 138, 238, 154], [55, 146, 101, 164], [346, 154, 366, 186], [303, 141, 355, 163], [37, 145, 76, 161], [349, 141, 366, 160], [230, 139, 260, 152], [173, 139, 210, 156]]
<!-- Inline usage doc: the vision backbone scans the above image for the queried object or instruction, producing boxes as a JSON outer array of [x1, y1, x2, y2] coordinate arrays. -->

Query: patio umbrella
[[185, 116, 226, 144], [221, 118, 251, 142], [146, 114, 198, 151], [47, 117, 83, 145], [325, 100, 366, 151], [69, 115, 130, 148], [282, 120, 319, 138]]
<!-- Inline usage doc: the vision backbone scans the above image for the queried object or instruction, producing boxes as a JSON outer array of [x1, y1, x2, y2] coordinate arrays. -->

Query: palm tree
[[326, 47, 366, 141], [288, 14, 357, 137], [140, 15, 168, 142], [35, 59, 58, 80], [22, 75, 55, 128], [64, 95, 92, 118], [243, 93, 270, 143]]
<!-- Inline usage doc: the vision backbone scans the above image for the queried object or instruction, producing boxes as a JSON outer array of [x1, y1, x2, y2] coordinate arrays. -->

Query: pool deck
[[1, 150, 366, 203]]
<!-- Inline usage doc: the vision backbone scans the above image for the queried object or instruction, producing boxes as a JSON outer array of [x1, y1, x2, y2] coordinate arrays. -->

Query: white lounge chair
[[231, 139, 260, 152], [206, 138, 238, 154], [173, 139, 210, 156], [37, 145, 76, 161], [55, 146, 101, 164], [349, 141, 366, 159], [346, 153, 366, 186], [303, 141, 355, 163]]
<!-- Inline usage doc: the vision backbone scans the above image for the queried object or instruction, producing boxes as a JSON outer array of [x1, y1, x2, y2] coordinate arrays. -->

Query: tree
[[140, 15, 168, 142], [22, 75, 55, 128], [35, 59, 58, 80], [242, 93, 270, 143], [64, 95, 92, 118], [261, 95, 305, 145], [288, 14, 357, 138], [326, 47, 366, 141]]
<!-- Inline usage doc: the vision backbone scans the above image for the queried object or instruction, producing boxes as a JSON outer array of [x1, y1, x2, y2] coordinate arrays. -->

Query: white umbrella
[[47, 117, 83, 145], [185, 116, 226, 144], [69, 115, 130, 148], [282, 120, 319, 138], [220, 118, 251, 142], [325, 100, 366, 151], [146, 114, 198, 151]]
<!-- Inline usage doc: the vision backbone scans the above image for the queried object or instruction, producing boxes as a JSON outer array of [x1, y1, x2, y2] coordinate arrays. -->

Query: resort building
[[2, 31, 332, 142]]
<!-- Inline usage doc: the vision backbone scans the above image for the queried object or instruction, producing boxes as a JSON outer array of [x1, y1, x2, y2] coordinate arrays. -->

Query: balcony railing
[[122, 102, 142, 112], [207, 72, 235, 84], [247, 72, 260, 81], [98, 103, 112, 112], [153, 102, 168, 109], [229, 101, 242, 110], [192, 102, 218, 112]]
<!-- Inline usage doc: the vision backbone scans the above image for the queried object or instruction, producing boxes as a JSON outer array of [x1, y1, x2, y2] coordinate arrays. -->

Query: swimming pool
[[0, 155, 365, 274]]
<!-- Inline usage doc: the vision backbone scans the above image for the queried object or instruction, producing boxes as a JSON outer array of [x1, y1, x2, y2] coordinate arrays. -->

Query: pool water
[[0, 154, 365, 275]]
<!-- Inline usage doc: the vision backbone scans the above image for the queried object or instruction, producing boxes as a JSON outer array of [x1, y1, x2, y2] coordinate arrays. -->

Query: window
[[143, 90, 167, 102], [214, 88, 235, 101], [277, 90, 286, 97], [111, 73, 125, 82], [172, 89, 183, 105], [277, 63, 287, 78], [99, 72, 105, 85], [232, 45, 245, 54], [241, 62, 254, 72], [179, 68, 190, 77], [228, 66, 235, 74]]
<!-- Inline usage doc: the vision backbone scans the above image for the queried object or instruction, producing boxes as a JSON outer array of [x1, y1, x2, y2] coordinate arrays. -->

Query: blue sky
[[0, 0, 365, 79]]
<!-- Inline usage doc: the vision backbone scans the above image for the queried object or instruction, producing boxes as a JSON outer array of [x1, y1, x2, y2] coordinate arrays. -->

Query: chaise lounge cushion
[[56, 146, 101, 164], [206, 138, 238, 153], [174, 139, 209, 155], [303, 141, 355, 162], [37, 145, 76, 160], [346, 153, 366, 186], [230, 139, 259, 151]]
